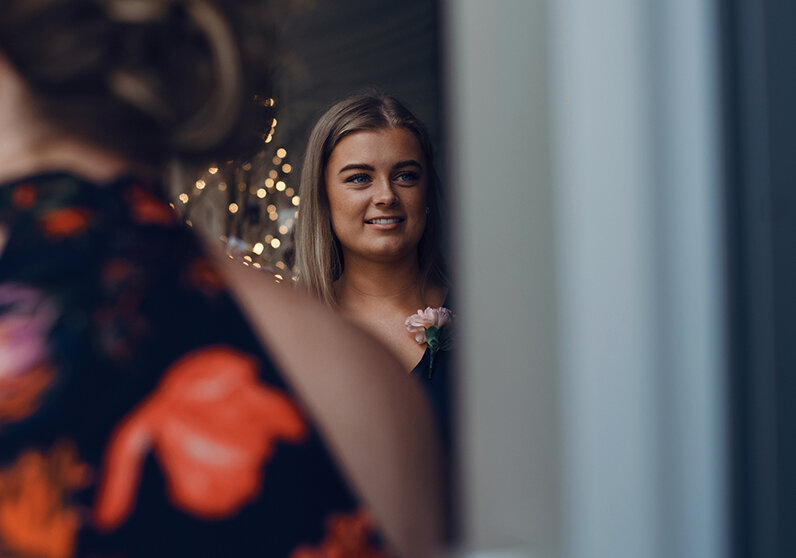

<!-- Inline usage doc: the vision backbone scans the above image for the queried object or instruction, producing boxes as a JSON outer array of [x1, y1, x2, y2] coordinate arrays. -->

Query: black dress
[[0, 173, 389, 558]]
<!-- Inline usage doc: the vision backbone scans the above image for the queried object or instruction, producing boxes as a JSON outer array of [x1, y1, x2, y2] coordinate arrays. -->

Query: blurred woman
[[0, 2, 440, 557], [296, 94, 452, 444]]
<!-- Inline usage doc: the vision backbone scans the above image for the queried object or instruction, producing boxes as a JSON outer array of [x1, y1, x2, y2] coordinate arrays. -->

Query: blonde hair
[[295, 93, 447, 306]]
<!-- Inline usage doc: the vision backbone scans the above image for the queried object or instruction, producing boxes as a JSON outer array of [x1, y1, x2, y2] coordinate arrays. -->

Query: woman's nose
[[373, 177, 398, 205]]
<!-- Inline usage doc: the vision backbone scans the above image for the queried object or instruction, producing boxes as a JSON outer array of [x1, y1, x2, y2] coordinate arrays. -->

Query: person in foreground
[[0, 2, 441, 557], [295, 94, 453, 444]]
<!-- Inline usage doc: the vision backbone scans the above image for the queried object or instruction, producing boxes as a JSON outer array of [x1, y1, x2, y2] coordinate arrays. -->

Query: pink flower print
[[0, 284, 58, 423]]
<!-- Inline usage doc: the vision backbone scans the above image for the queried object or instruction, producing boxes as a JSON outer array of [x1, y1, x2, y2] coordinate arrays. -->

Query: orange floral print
[[11, 184, 36, 210], [0, 442, 91, 558], [93, 346, 307, 530], [38, 208, 93, 238], [291, 510, 388, 558], [124, 186, 177, 226]]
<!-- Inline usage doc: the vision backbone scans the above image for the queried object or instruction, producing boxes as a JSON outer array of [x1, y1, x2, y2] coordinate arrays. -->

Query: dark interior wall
[[274, 0, 442, 168], [722, 0, 796, 556]]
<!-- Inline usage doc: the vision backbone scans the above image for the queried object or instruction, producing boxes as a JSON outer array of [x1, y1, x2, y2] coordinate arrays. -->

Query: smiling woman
[[296, 94, 453, 448]]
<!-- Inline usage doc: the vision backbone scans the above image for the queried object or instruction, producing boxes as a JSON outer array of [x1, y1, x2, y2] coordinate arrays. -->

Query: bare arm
[[212, 251, 443, 558]]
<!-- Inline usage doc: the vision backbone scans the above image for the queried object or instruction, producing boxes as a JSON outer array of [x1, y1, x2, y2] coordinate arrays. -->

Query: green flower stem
[[425, 326, 440, 379]]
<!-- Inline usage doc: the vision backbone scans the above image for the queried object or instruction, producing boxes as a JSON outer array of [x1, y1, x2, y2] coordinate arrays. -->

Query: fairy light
[[275, 261, 286, 270], [272, 156, 282, 165], [178, 193, 189, 204], [265, 134, 273, 143], [271, 238, 281, 248], [195, 179, 206, 190], [265, 178, 275, 188], [253, 262, 262, 269], [275, 274, 283, 280], [244, 255, 252, 262], [186, 220, 193, 227], [294, 210, 299, 218], [257, 188, 267, 198], [242, 162, 252, 171], [208, 166, 218, 174], [266, 204, 276, 213], [276, 181, 286, 191], [276, 148, 287, 158], [285, 187, 294, 197], [279, 225, 288, 235], [218, 182, 227, 191], [292, 196, 300, 206], [169, 202, 175, 209], [228, 203, 239, 214], [238, 182, 246, 192], [265, 234, 274, 243], [269, 212, 278, 221], [253, 242, 264, 255], [268, 170, 278, 180], [282, 164, 292, 174]]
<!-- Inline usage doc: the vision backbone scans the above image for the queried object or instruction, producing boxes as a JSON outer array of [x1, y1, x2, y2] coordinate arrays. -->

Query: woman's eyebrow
[[338, 163, 375, 174], [393, 160, 423, 170]]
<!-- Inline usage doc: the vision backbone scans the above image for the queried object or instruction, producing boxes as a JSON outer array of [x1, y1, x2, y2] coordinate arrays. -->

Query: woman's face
[[324, 127, 428, 266]]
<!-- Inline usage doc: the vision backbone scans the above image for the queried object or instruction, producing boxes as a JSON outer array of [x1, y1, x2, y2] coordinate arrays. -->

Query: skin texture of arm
[[211, 247, 444, 558]]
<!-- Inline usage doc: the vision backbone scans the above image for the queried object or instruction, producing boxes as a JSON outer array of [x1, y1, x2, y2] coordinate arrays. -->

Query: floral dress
[[0, 173, 388, 558]]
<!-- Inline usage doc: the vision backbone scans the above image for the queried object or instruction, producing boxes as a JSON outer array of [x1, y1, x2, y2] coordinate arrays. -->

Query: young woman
[[296, 94, 452, 444], [0, 3, 440, 557]]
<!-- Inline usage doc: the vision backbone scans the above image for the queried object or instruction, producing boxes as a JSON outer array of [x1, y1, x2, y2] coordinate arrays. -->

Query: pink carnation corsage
[[405, 307, 454, 379]]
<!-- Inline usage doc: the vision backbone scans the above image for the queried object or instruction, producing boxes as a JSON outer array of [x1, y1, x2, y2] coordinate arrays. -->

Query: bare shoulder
[[211, 251, 443, 558]]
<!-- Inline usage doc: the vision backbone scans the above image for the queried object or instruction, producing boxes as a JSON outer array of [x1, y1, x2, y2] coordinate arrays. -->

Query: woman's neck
[[335, 255, 427, 311], [0, 55, 136, 185]]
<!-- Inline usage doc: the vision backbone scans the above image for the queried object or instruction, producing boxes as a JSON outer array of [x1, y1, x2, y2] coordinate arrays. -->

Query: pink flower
[[405, 307, 453, 344]]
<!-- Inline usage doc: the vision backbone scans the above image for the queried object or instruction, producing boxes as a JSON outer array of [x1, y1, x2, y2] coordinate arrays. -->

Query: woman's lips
[[364, 216, 405, 230]]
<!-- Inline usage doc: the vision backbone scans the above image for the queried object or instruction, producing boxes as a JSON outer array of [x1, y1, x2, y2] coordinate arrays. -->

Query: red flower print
[[38, 208, 93, 238], [0, 442, 91, 558], [11, 184, 36, 210], [187, 259, 226, 296], [93, 346, 307, 529], [291, 510, 389, 558], [124, 185, 177, 226], [0, 284, 58, 425]]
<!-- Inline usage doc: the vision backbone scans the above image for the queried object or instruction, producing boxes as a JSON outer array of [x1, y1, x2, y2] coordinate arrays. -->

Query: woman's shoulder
[[212, 251, 443, 558]]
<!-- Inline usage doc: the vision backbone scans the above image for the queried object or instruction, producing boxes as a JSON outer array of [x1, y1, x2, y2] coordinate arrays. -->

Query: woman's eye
[[345, 174, 370, 185], [395, 171, 420, 183]]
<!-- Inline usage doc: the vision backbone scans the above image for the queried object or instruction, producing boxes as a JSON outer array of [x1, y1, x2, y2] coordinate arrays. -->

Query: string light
[[282, 164, 292, 173], [195, 179, 206, 190], [292, 196, 300, 206], [268, 170, 278, 180], [257, 188, 267, 198], [272, 156, 282, 165], [270, 238, 281, 248], [285, 187, 294, 197], [276, 148, 287, 158], [179, 193, 189, 204], [276, 181, 286, 191], [253, 242, 264, 255], [218, 182, 227, 191], [228, 203, 239, 214], [208, 166, 219, 174], [279, 225, 288, 234]]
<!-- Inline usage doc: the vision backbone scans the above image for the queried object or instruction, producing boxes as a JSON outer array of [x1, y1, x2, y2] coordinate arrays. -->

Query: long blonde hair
[[295, 94, 447, 306]]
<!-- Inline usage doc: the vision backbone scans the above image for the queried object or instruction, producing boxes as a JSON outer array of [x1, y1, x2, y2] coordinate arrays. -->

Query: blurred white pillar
[[549, 0, 727, 557], [446, 0, 560, 556], [448, 0, 726, 557]]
